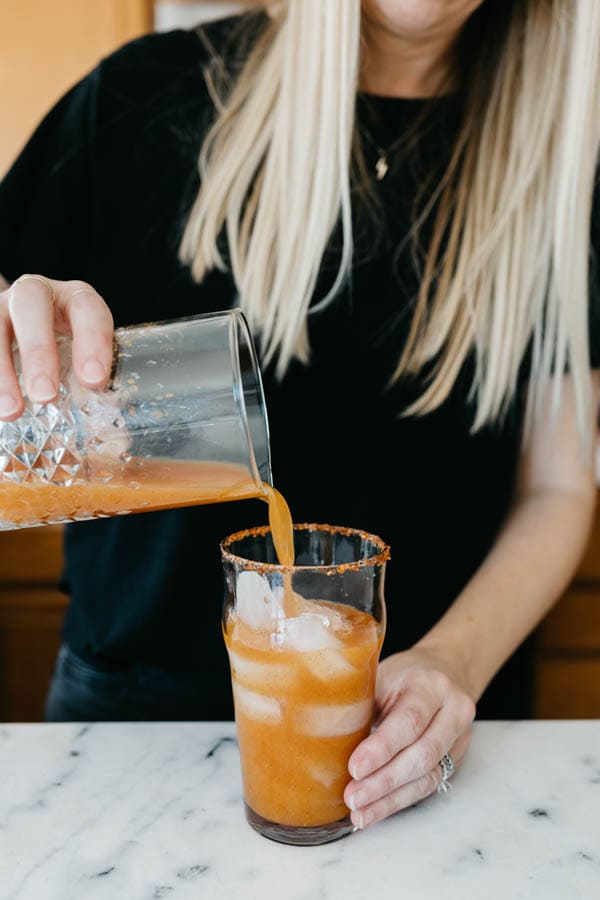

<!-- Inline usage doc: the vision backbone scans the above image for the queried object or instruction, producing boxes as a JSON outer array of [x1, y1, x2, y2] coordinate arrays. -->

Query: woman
[[0, 0, 598, 831]]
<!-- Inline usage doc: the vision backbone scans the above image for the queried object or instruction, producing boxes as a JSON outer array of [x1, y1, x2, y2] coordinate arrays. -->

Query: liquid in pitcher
[[0, 458, 264, 528]]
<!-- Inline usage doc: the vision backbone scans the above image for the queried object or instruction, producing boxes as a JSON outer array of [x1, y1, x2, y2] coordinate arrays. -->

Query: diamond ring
[[437, 752, 455, 794]]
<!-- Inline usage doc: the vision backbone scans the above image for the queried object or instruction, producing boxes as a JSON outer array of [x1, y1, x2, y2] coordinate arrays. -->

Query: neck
[[360, 15, 463, 98]]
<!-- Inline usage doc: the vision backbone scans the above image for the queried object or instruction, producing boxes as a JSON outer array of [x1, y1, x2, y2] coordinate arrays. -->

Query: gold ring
[[68, 288, 97, 301], [14, 274, 56, 305]]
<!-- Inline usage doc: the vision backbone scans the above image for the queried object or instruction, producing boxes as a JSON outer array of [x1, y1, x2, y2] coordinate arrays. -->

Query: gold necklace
[[360, 125, 407, 182]]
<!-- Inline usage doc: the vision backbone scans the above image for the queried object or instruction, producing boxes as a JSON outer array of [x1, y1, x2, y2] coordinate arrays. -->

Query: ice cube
[[228, 651, 292, 690], [304, 760, 345, 789], [295, 699, 373, 737], [233, 683, 282, 723], [312, 603, 351, 631], [279, 614, 342, 652], [292, 598, 351, 632], [236, 571, 284, 631], [302, 647, 357, 681]]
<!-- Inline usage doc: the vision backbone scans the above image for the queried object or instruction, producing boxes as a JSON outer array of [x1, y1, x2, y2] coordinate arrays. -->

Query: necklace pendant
[[375, 155, 389, 181]]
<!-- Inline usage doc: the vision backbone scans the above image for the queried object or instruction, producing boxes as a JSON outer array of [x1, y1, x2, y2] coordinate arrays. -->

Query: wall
[[155, 2, 245, 30]]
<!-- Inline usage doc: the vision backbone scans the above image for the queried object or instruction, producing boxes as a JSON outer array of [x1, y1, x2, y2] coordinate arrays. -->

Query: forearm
[[414, 486, 597, 702]]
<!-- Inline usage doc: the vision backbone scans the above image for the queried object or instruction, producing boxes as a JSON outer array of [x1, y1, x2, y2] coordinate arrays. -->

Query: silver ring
[[13, 274, 56, 305], [437, 752, 455, 794], [68, 288, 97, 301]]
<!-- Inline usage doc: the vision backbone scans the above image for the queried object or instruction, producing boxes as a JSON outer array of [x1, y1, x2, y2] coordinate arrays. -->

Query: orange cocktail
[[221, 524, 389, 846]]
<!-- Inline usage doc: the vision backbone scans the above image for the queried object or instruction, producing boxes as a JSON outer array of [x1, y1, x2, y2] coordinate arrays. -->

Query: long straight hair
[[180, 1, 600, 446]]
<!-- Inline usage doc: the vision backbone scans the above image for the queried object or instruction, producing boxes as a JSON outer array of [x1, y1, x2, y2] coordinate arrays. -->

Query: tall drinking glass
[[221, 523, 389, 846], [0, 310, 271, 529]]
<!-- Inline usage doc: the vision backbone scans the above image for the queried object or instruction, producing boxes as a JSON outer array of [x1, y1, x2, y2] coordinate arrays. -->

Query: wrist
[[409, 632, 484, 703]]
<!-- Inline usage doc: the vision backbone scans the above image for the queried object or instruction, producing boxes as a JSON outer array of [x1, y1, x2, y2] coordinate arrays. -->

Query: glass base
[[245, 802, 356, 846]]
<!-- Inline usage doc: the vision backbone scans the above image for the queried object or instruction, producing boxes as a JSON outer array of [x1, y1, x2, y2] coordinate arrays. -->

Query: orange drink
[[221, 524, 389, 846], [0, 458, 263, 528]]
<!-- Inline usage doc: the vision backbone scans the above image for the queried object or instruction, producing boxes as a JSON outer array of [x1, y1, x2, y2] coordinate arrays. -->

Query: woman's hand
[[0, 274, 114, 420], [344, 646, 476, 829]]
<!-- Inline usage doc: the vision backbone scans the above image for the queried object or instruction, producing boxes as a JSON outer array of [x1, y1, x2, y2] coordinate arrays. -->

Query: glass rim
[[220, 522, 391, 575], [230, 309, 273, 491]]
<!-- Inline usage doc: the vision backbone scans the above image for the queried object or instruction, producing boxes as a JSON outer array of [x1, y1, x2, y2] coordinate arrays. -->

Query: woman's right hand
[[0, 274, 114, 421]]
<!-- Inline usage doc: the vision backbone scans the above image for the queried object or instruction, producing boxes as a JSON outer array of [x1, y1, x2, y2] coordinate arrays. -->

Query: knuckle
[[424, 769, 440, 796], [404, 664, 423, 685], [431, 669, 451, 695], [383, 790, 400, 819], [369, 730, 395, 765], [67, 279, 93, 295], [380, 734, 402, 764], [403, 706, 425, 742], [9, 277, 49, 308], [20, 344, 56, 370], [70, 290, 106, 318], [69, 291, 98, 316], [414, 738, 439, 775], [381, 769, 399, 796], [460, 694, 476, 724], [68, 288, 114, 332]]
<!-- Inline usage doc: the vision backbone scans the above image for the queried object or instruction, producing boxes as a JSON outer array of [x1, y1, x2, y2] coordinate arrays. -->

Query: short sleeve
[[0, 70, 98, 283]]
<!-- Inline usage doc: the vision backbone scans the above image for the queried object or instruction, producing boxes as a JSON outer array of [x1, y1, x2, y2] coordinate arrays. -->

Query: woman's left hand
[[344, 646, 477, 829]]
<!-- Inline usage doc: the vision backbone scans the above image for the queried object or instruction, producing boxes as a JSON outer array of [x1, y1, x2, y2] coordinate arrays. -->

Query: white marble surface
[[1, 721, 599, 900]]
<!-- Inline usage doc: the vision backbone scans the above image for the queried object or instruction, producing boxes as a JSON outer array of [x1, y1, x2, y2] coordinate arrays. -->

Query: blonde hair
[[180, 0, 600, 446]]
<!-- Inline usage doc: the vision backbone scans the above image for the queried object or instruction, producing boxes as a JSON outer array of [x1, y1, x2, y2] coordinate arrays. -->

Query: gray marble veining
[[1, 721, 599, 899]]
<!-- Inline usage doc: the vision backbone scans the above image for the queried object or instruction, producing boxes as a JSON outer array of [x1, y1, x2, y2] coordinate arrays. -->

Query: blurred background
[[0, 1, 249, 175], [0, 0, 599, 722]]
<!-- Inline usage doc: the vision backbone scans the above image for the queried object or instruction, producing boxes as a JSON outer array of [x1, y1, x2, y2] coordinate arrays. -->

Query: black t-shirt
[[1, 16, 598, 718]]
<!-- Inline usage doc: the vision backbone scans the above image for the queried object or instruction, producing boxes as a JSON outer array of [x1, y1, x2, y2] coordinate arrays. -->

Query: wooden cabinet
[[0, 527, 65, 721], [534, 523, 600, 717], [2, 502, 600, 721]]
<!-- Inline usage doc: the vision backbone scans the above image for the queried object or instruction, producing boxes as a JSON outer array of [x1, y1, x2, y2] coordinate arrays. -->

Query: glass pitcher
[[0, 310, 271, 529]]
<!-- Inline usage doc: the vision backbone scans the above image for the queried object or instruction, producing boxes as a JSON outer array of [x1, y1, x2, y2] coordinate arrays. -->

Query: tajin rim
[[220, 522, 390, 574]]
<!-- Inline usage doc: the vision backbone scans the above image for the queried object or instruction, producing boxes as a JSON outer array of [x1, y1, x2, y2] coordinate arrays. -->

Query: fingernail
[[31, 375, 57, 402], [82, 358, 106, 383], [0, 393, 20, 417], [355, 813, 364, 829], [361, 811, 373, 828]]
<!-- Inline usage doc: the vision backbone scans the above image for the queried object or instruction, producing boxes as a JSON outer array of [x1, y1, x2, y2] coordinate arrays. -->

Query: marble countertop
[[1, 721, 599, 900]]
